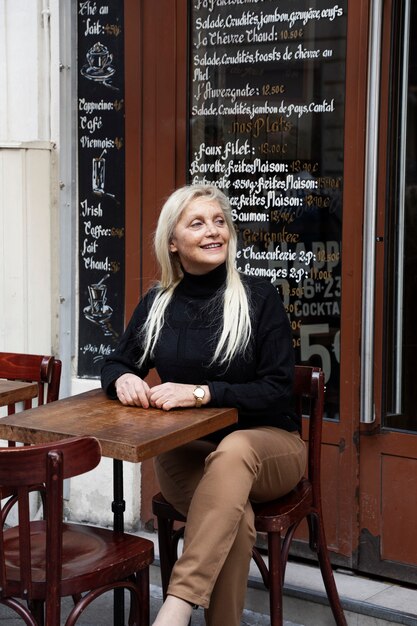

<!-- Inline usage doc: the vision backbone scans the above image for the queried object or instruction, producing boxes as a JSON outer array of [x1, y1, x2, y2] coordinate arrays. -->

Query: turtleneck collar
[[176, 263, 227, 298]]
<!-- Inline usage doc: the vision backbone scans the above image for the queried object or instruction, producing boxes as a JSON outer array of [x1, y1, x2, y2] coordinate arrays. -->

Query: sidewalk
[[2, 528, 417, 625], [0, 563, 301, 625]]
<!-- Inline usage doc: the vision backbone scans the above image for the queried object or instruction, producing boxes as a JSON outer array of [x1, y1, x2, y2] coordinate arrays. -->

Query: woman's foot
[[152, 595, 193, 626]]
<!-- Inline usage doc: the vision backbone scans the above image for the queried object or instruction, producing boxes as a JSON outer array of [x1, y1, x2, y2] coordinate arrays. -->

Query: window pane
[[187, 1, 348, 419], [384, 0, 417, 430]]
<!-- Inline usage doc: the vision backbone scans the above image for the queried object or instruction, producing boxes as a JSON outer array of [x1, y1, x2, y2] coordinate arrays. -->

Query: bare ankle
[[152, 595, 193, 626]]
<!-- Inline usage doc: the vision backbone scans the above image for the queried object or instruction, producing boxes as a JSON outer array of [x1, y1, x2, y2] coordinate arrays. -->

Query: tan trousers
[[154, 426, 307, 626]]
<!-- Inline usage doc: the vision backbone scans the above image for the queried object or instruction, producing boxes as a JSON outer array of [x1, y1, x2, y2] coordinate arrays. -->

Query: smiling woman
[[101, 184, 305, 626]]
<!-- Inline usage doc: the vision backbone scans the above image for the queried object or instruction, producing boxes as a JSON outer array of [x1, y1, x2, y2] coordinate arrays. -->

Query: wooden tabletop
[[0, 380, 38, 407], [0, 388, 238, 462]]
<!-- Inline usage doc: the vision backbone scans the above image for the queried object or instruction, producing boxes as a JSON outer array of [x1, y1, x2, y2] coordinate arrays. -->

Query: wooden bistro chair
[[0, 436, 154, 626], [152, 365, 347, 626], [0, 352, 62, 507], [0, 351, 62, 415]]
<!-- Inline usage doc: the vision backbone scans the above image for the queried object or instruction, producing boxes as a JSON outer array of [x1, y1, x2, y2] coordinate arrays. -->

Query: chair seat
[[153, 482, 314, 534], [252, 478, 313, 533], [152, 494, 186, 522], [4, 520, 154, 599]]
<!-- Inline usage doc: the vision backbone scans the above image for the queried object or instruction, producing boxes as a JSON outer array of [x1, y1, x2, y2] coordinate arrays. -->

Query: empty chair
[[0, 352, 62, 505], [0, 436, 154, 626], [152, 365, 347, 626], [0, 351, 62, 414]]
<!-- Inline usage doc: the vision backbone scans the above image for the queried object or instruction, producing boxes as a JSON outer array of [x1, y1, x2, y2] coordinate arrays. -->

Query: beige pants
[[154, 426, 307, 626]]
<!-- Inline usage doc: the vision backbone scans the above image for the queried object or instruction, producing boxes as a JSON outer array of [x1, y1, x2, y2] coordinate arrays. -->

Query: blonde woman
[[101, 184, 306, 626]]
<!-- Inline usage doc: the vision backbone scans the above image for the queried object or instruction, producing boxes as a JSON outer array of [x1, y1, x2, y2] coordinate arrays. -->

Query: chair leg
[[266, 531, 284, 626], [131, 568, 150, 626], [252, 546, 270, 588], [28, 600, 44, 626], [156, 516, 181, 599], [156, 516, 175, 598], [309, 513, 347, 626]]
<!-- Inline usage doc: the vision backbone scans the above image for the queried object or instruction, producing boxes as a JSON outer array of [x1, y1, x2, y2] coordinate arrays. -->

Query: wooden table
[[0, 387, 238, 625], [0, 387, 237, 461], [0, 379, 38, 407]]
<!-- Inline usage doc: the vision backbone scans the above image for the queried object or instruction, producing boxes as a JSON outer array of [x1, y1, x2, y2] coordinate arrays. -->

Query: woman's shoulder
[[142, 283, 161, 301], [131, 283, 161, 316]]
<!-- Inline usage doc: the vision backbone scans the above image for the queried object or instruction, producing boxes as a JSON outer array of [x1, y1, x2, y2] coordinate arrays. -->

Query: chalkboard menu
[[189, 0, 347, 417], [77, 0, 125, 378]]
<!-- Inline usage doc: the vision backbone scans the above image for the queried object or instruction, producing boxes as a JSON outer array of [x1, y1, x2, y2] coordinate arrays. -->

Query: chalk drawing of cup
[[92, 156, 105, 195], [87, 42, 113, 72], [84, 275, 114, 334], [88, 283, 107, 317]]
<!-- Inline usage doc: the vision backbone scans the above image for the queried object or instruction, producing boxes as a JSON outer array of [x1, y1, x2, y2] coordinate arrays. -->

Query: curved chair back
[[0, 351, 62, 413], [293, 365, 325, 508]]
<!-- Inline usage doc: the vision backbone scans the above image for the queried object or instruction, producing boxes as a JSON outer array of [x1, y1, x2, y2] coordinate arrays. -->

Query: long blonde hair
[[139, 185, 252, 367]]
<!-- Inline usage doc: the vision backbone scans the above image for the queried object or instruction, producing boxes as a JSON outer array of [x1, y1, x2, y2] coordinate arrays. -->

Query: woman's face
[[169, 197, 230, 275]]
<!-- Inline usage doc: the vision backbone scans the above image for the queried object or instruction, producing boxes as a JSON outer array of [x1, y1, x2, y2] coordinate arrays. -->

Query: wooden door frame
[[335, 0, 369, 565], [125, 0, 142, 318], [290, 0, 370, 567]]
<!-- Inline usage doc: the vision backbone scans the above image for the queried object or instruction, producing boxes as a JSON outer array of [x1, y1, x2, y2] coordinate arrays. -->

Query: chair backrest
[[0, 437, 101, 617], [0, 352, 62, 413], [293, 365, 325, 505]]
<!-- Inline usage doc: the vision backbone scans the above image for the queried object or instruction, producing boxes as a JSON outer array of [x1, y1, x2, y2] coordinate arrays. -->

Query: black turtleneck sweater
[[101, 264, 299, 441]]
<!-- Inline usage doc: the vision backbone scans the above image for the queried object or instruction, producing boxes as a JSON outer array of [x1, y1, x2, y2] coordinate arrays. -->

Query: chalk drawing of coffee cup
[[92, 155, 106, 195], [91, 149, 115, 198], [81, 42, 116, 87], [87, 42, 113, 71], [88, 283, 107, 316], [84, 275, 113, 326]]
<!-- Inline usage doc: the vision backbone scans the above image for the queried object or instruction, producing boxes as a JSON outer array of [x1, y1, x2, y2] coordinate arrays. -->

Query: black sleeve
[[100, 291, 155, 398], [207, 283, 294, 416]]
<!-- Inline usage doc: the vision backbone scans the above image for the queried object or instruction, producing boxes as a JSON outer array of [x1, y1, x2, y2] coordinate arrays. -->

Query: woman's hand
[[149, 382, 210, 411], [115, 373, 151, 407]]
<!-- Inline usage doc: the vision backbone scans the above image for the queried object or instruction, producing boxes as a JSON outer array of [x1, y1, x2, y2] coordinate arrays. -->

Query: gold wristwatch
[[193, 386, 205, 408]]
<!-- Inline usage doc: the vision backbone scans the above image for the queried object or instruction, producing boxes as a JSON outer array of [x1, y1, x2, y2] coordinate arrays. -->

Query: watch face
[[194, 387, 205, 399]]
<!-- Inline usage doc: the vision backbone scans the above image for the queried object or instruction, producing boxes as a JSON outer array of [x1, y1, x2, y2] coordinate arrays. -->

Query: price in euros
[[262, 84, 285, 96], [289, 160, 319, 173], [305, 195, 331, 208], [280, 29, 304, 40], [259, 142, 288, 155]]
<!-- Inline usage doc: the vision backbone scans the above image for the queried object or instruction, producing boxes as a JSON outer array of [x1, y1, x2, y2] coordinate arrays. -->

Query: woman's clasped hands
[[115, 373, 210, 411]]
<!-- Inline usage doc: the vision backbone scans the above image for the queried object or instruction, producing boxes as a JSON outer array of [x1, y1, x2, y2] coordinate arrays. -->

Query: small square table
[[0, 380, 38, 408]]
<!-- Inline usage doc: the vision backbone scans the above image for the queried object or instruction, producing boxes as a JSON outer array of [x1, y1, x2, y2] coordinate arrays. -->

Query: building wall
[[0, 0, 56, 353], [0, 143, 54, 352]]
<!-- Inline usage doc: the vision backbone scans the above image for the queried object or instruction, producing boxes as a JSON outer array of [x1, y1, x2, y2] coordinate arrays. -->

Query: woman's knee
[[205, 431, 261, 478]]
